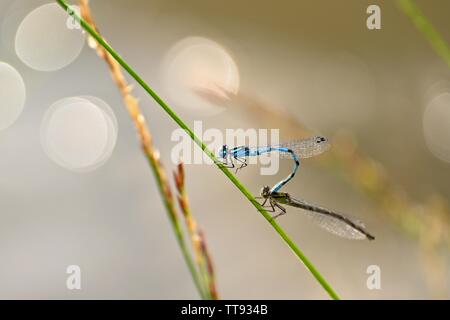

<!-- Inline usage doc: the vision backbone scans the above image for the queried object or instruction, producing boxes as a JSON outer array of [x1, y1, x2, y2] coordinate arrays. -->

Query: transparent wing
[[276, 136, 331, 159], [283, 196, 374, 240], [304, 210, 368, 240]]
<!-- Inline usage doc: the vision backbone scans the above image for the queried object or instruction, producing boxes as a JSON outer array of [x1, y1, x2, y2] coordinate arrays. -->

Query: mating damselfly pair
[[217, 136, 375, 241]]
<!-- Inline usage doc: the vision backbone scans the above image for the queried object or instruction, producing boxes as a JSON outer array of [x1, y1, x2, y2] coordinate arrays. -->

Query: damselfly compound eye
[[260, 186, 271, 197], [218, 145, 228, 158]]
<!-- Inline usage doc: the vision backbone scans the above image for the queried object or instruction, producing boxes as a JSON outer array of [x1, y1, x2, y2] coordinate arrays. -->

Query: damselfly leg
[[231, 157, 247, 174], [269, 201, 287, 219], [257, 187, 287, 220], [219, 154, 234, 168], [219, 154, 247, 174]]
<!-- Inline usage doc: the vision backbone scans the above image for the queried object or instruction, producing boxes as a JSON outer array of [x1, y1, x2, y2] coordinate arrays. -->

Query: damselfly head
[[217, 145, 228, 158], [260, 185, 271, 198]]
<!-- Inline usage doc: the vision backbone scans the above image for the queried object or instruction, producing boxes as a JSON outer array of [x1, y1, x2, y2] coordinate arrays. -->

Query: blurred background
[[0, 0, 449, 299]]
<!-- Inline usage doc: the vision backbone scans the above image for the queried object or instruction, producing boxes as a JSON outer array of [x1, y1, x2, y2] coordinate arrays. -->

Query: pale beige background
[[0, 0, 449, 299]]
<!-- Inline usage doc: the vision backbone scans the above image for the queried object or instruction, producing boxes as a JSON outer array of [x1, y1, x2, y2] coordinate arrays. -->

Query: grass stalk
[[57, 0, 340, 300], [174, 163, 219, 299], [396, 0, 450, 68], [76, 0, 206, 299]]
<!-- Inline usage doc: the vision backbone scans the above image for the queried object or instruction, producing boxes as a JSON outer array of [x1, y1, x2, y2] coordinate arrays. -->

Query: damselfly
[[217, 136, 330, 192], [258, 186, 375, 240]]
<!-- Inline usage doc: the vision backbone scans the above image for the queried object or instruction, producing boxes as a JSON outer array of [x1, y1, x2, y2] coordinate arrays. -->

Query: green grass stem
[[56, 0, 340, 300], [397, 0, 450, 68]]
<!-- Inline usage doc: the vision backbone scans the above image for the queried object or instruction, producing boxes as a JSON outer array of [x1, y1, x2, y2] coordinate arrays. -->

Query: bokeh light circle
[[15, 3, 84, 71], [0, 62, 26, 130], [162, 36, 240, 116], [41, 96, 118, 172], [423, 92, 450, 163]]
